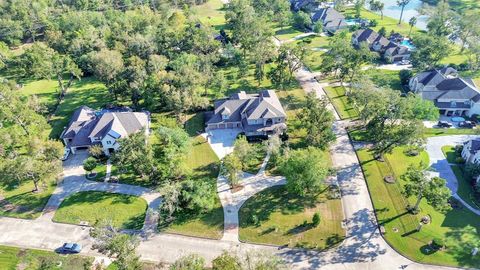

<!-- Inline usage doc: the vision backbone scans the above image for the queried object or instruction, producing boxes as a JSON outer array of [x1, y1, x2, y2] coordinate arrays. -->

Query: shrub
[[312, 212, 321, 227], [399, 69, 413, 85], [454, 145, 464, 154], [455, 157, 465, 164], [83, 157, 97, 173], [431, 238, 446, 250], [369, 19, 378, 27]]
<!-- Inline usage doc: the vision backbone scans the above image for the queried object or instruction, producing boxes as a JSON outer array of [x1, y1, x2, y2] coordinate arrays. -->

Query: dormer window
[[451, 101, 457, 107], [221, 107, 231, 120]]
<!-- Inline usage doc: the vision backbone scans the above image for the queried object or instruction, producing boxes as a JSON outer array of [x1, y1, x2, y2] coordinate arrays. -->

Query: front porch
[[439, 109, 469, 117]]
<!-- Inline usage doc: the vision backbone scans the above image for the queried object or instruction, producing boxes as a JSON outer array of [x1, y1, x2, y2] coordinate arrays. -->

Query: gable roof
[[311, 7, 347, 29]]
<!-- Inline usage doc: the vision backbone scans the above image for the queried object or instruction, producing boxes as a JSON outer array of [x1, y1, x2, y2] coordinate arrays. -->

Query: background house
[[61, 106, 150, 155], [311, 7, 348, 34], [205, 90, 287, 138], [409, 67, 480, 116], [461, 139, 480, 164], [352, 28, 411, 62]]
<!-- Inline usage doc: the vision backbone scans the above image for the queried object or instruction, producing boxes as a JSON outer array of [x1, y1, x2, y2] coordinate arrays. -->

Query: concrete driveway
[[426, 135, 480, 194], [202, 129, 242, 159]]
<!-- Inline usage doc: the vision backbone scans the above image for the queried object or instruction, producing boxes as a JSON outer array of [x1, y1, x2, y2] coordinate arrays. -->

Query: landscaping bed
[[239, 185, 345, 249], [53, 191, 147, 230], [357, 146, 480, 267]]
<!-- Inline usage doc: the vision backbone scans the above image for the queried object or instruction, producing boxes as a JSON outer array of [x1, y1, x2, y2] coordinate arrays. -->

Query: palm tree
[[397, 0, 411, 25], [369, 0, 385, 20], [408, 16, 417, 37]]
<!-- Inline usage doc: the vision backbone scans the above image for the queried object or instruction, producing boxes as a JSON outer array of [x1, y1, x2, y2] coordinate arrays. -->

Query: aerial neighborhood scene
[[2, 0, 480, 269]]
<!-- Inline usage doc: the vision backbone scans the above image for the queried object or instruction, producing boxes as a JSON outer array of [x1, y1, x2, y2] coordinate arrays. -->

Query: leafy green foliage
[[170, 254, 205, 270], [280, 147, 329, 197], [299, 93, 335, 149], [83, 157, 98, 173]]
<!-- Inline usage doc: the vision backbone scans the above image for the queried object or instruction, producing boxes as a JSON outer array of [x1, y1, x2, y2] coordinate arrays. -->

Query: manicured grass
[[239, 185, 345, 249], [441, 146, 462, 164], [0, 179, 56, 219], [364, 68, 403, 91], [274, 26, 305, 41], [324, 85, 358, 119], [0, 245, 93, 270], [163, 113, 224, 239], [20, 79, 60, 111], [192, 0, 226, 30], [425, 128, 479, 137], [451, 165, 480, 210], [93, 162, 107, 181], [53, 191, 147, 230], [358, 146, 480, 268]]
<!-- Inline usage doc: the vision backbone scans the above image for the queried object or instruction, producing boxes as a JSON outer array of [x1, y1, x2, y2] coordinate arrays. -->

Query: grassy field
[[358, 146, 480, 267], [324, 85, 358, 119], [163, 112, 224, 239], [191, 0, 226, 30], [425, 128, 479, 137], [0, 245, 93, 270], [0, 179, 56, 219], [364, 68, 403, 91], [274, 26, 305, 41], [239, 185, 345, 249], [53, 191, 147, 230]]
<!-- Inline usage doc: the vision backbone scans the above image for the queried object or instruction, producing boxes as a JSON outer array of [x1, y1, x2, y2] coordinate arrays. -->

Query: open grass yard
[[425, 128, 479, 137], [441, 146, 462, 164], [294, 35, 330, 72], [0, 245, 93, 270], [364, 68, 403, 92], [191, 0, 226, 30], [239, 185, 345, 249], [274, 26, 305, 41], [357, 146, 480, 267], [53, 191, 147, 230], [0, 179, 56, 219], [20, 79, 60, 112], [162, 112, 224, 239], [324, 85, 358, 119]]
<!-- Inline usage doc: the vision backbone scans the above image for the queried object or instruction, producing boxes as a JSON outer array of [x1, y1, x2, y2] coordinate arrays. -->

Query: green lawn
[[0, 179, 56, 219], [53, 191, 147, 230], [324, 85, 358, 119], [274, 26, 305, 41], [162, 112, 224, 239], [20, 79, 60, 112], [0, 245, 93, 270], [358, 146, 480, 267], [364, 69, 403, 92], [425, 128, 479, 137], [191, 0, 226, 30], [451, 166, 480, 210], [239, 185, 345, 249], [441, 146, 463, 164]]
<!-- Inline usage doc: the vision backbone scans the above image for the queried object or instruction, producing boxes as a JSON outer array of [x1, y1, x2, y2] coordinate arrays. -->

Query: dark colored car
[[59, 243, 82, 254], [459, 121, 475, 129], [437, 121, 452, 128]]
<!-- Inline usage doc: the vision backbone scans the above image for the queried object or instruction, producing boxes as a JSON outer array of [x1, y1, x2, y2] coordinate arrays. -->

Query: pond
[[372, 0, 429, 30]]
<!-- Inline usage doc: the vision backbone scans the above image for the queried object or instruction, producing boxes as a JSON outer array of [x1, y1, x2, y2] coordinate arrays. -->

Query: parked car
[[399, 60, 411, 65], [459, 121, 475, 128], [59, 242, 82, 254], [61, 148, 71, 161], [437, 121, 452, 128]]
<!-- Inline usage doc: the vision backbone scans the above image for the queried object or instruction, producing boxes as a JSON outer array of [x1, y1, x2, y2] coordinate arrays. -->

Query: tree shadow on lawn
[[442, 225, 480, 267], [239, 186, 319, 228], [58, 191, 120, 208], [122, 211, 147, 230]]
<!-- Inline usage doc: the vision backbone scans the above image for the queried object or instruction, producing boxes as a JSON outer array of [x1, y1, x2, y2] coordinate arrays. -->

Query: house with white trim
[[60, 106, 150, 155]]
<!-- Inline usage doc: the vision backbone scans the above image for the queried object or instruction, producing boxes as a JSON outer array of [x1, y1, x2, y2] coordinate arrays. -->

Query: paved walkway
[[426, 135, 480, 215], [217, 153, 286, 242]]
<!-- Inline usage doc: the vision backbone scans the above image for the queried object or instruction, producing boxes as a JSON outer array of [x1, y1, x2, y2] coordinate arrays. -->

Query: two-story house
[[409, 67, 480, 117], [461, 139, 480, 164], [205, 90, 287, 138], [60, 106, 150, 155], [311, 7, 348, 34]]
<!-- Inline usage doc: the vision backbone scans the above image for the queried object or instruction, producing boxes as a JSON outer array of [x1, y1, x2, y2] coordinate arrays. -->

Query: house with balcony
[[60, 106, 150, 155], [409, 67, 480, 117], [205, 90, 287, 138]]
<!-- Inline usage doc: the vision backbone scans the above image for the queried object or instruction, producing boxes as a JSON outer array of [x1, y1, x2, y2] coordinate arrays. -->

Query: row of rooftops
[[352, 28, 411, 58]]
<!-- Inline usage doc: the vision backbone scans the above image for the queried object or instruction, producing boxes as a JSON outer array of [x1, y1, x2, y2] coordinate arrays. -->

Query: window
[[106, 140, 112, 145], [451, 101, 457, 107]]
